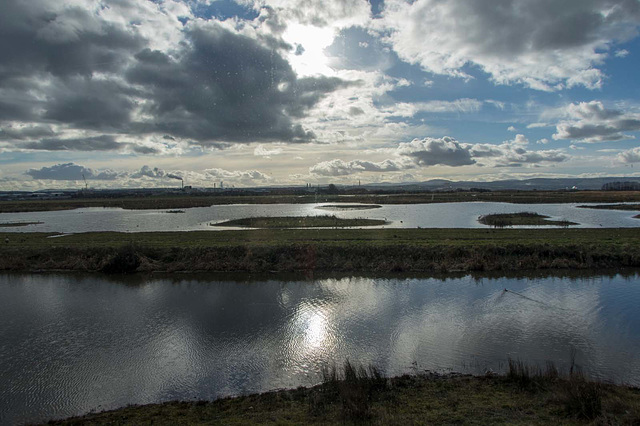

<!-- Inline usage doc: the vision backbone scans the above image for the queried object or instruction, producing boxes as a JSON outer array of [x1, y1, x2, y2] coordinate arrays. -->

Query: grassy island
[[2, 228, 640, 273], [214, 215, 386, 228], [479, 212, 577, 228], [316, 204, 382, 210], [48, 361, 640, 425], [578, 203, 640, 211]]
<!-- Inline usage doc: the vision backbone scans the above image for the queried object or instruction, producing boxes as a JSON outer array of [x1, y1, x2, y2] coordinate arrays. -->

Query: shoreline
[[2, 190, 640, 213], [45, 369, 640, 425], [2, 228, 639, 273]]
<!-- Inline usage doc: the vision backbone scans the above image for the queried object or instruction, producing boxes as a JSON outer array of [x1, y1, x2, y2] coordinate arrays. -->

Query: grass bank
[[2, 190, 640, 212], [214, 215, 386, 228], [578, 203, 640, 211], [48, 361, 640, 425], [2, 228, 640, 273], [478, 212, 577, 228]]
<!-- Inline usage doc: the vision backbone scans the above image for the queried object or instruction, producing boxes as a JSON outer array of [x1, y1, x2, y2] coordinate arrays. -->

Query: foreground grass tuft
[[314, 360, 387, 421]]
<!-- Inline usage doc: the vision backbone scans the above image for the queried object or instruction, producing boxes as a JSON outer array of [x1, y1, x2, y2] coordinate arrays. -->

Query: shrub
[[101, 243, 140, 274]]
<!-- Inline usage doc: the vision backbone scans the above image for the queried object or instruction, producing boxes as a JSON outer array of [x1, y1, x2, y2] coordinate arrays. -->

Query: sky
[[1, 0, 640, 190]]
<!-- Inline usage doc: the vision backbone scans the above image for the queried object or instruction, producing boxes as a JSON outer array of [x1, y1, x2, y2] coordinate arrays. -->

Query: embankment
[[47, 367, 640, 425], [2, 228, 639, 273], [2, 190, 640, 212]]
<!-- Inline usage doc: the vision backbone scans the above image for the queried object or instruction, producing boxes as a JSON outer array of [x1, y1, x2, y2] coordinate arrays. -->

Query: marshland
[[2, 195, 640, 425]]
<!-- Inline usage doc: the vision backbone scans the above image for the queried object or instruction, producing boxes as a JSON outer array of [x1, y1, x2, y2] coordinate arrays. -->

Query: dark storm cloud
[[0, 125, 55, 141], [0, 0, 143, 83], [19, 135, 160, 154], [126, 23, 350, 144], [0, 0, 351, 152], [42, 79, 137, 130], [26, 163, 119, 180]]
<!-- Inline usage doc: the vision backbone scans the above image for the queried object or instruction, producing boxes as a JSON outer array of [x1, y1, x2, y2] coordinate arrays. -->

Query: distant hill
[[360, 177, 640, 191]]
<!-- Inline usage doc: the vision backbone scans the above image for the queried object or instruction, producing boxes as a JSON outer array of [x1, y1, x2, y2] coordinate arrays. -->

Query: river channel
[[1, 271, 639, 424]]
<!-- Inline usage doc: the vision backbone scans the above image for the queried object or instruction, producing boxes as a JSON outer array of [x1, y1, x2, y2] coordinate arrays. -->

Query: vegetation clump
[[479, 212, 577, 228], [100, 244, 141, 274], [214, 215, 386, 228]]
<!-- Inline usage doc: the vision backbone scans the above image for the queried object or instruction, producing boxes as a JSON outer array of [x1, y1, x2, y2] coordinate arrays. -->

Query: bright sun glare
[[283, 23, 336, 77]]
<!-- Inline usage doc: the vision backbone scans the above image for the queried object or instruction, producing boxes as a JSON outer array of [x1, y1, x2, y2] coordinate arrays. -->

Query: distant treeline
[[602, 181, 640, 191]]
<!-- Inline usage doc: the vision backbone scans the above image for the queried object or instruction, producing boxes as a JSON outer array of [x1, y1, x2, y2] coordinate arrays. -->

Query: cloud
[[26, 163, 119, 180], [254, 144, 283, 156], [309, 135, 569, 176], [247, 0, 371, 28], [24, 163, 272, 187], [507, 126, 517, 132], [617, 147, 640, 163], [471, 134, 569, 166], [126, 22, 351, 144], [130, 165, 182, 180], [309, 158, 411, 176], [552, 101, 640, 142], [204, 167, 271, 184], [378, 0, 640, 90], [615, 49, 630, 58], [16, 135, 160, 154], [0, 125, 55, 141], [527, 123, 551, 129], [0, 0, 353, 153], [396, 137, 476, 167]]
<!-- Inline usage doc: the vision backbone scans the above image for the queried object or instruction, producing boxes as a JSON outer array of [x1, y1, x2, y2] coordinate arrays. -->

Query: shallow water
[[0, 202, 638, 233], [1, 271, 639, 424]]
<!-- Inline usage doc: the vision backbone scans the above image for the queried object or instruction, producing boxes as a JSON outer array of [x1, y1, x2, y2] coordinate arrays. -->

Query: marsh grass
[[506, 357, 605, 420], [2, 228, 640, 273], [313, 360, 387, 421]]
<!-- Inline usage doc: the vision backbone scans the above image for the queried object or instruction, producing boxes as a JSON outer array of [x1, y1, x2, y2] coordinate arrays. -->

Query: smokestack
[[181, 178, 183, 189]]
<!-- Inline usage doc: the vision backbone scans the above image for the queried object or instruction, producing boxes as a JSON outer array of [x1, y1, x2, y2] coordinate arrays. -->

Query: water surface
[[0, 202, 638, 233], [1, 271, 639, 424]]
